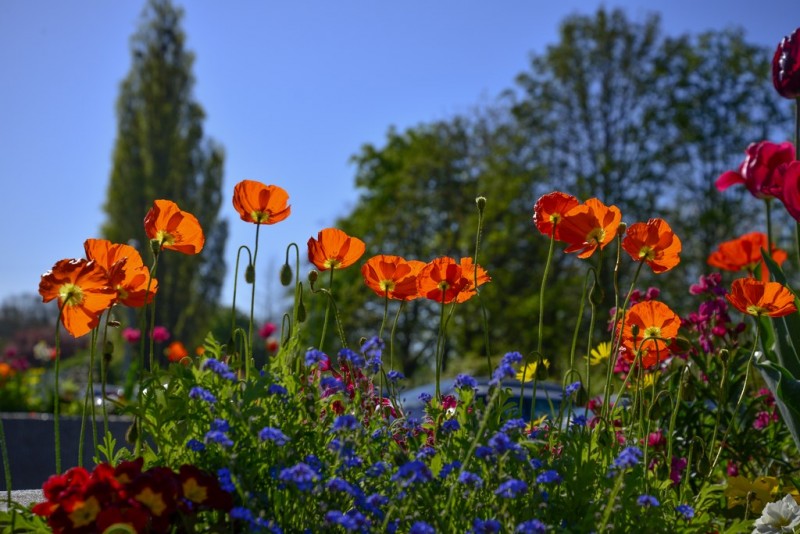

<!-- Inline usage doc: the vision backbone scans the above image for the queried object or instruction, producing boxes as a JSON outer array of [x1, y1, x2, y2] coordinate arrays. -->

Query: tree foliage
[[102, 0, 227, 345], [314, 8, 790, 381]]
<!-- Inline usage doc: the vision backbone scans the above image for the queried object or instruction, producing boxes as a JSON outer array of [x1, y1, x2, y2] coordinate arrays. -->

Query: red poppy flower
[[779, 161, 800, 222], [726, 278, 797, 317], [622, 218, 682, 274], [416, 257, 489, 304], [144, 199, 205, 254], [707, 232, 788, 282], [39, 259, 116, 338], [456, 257, 491, 303], [557, 198, 622, 259], [307, 228, 366, 271], [773, 27, 800, 99], [165, 341, 189, 363], [232, 180, 291, 224], [617, 301, 681, 368], [84, 238, 157, 307], [532, 191, 579, 237], [715, 141, 795, 200], [361, 255, 424, 301]]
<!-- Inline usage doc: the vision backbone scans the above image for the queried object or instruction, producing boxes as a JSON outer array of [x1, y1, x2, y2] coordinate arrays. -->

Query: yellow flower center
[[58, 283, 84, 307], [638, 246, 655, 261], [643, 326, 662, 339], [156, 229, 175, 247], [586, 227, 605, 245], [135, 488, 168, 516], [251, 210, 269, 223], [437, 281, 450, 291], [746, 305, 767, 316], [182, 478, 208, 504], [549, 213, 562, 223], [68, 496, 100, 528], [379, 280, 395, 292], [324, 258, 341, 269]]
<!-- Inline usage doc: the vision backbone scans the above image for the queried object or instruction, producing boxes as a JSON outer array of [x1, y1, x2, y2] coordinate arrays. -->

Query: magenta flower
[[716, 141, 795, 200], [122, 327, 142, 344], [259, 322, 277, 339], [773, 27, 800, 99], [150, 326, 170, 343]]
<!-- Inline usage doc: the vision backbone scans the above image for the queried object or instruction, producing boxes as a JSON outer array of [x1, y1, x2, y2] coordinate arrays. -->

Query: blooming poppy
[[532, 191, 579, 238], [773, 27, 800, 99], [84, 238, 157, 307], [165, 341, 189, 363], [232, 180, 291, 224], [617, 301, 681, 368], [144, 199, 205, 254], [707, 232, 788, 282], [307, 228, 366, 271], [779, 161, 800, 222], [361, 255, 424, 301], [622, 218, 682, 274], [557, 198, 622, 259], [715, 141, 795, 200], [726, 278, 797, 317], [39, 259, 116, 338], [416, 257, 489, 304]]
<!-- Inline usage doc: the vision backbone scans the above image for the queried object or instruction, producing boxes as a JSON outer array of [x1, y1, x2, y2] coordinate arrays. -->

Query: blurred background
[[1, 0, 798, 397]]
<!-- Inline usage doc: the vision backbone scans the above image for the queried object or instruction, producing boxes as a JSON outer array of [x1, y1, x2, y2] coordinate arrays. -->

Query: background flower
[[232, 180, 291, 225]]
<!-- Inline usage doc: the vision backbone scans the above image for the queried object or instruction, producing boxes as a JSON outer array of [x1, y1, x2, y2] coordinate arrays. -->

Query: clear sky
[[0, 0, 797, 318]]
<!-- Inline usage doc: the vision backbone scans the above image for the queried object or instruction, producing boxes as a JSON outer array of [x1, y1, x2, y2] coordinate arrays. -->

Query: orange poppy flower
[[84, 239, 158, 307], [707, 232, 787, 282], [39, 259, 117, 337], [726, 278, 797, 317], [307, 228, 366, 271], [361, 255, 425, 301], [532, 191, 580, 237], [617, 300, 681, 368], [557, 198, 622, 259], [165, 341, 189, 363], [144, 200, 205, 255], [622, 218, 682, 274], [456, 257, 491, 303], [416, 257, 490, 304], [232, 180, 291, 225]]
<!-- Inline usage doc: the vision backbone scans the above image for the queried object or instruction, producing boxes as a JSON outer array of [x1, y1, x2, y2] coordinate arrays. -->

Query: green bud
[[245, 264, 255, 284], [631, 324, 640, 337], [575, 384, 589, 406], [308, 270, 319, 290], [280, 263, 293, 286], [297, 292, 307, 323], [475, 196, 487, 211], [616, 222, 628, 237], [104, 341, 114, 360], [125, 419, 139, 445], [672, 336, 692, 353], [149, 238, 161, 258]]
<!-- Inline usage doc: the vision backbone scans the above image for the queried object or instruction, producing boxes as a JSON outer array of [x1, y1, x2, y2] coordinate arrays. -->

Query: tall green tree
[[102, 0, 227, 345]]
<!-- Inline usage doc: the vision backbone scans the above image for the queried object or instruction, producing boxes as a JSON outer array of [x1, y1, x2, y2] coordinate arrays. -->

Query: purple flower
[[608, 446, 642, 476], [472, 518, 502, 533], [637, 494, 660, 507], [536, 470, 562, 484], [217, 468, 235, 492], [391, 460, 432, 487], [338, 348, 365, 369], [387, 370, 405, 382], [409, 522, 435, 534], [441, 419, 461, 434], [202, 358, 236, 381], [565, 381, 581, 397], [278, 462, 320, 492], [186, 438, 205, 452], [439, 460, 462, 479], [516, 520, 546, 534], [675, 504, 694, 520], [458, 471, 483, 488], [189, 386, 216, 404], [495, 479, 528, 498], [268, 384, 288, 396], [150, 325, 170, 342], [305, 348, 327, 367], [332, 414, 360, 433], [259, 426, 290, 446], [455, 374, 478, 389]]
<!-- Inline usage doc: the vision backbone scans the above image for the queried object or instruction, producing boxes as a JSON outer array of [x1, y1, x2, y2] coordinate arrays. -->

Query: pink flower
[[716, 141, 795, 200], [778, 160, 800, 221], [727, 460, 739, 477], [122, 327, 141, 344], [259, 322, 277, 339], [670, 457, 687, 486], [150, 326, 170, 343], [753, 410, 778, 430]]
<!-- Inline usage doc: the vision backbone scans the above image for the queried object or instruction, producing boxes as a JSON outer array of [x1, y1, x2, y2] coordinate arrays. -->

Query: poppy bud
[[245, 263, 255, 284], [308, 270, 319, 289], [475, 196, 487, 211], [149, 238, 161, 257], [297, 291, 307, 323], [773, 28, 800, 99], [280, 263, 293, 286], [616, 222, 627, 238], [108, 320, 121, 328], [631, 324, 640, 338]]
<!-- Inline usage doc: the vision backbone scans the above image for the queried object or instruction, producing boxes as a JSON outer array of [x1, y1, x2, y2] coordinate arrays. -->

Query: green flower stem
[[0, 418, 12, 500], [136, 253, 159, 457], [584, 249, 604, 401], [247, 223, 263, 381], [99, 313, 112, 439], [666, 367, 687, 472], [230, 245, 253, 339], [600, 472, 626, 529], [389, 301, 404, 371], [473, 197, 491, 369], [319, 268, 335, 351], [53, 306, 64, 474], [435, 294, 446, 400], [707, 353, 730, 473], [146, 253, 160, 372], [78, 327, 100, 467], [379, 291, 389, 340], [538, 228, 557, 357]]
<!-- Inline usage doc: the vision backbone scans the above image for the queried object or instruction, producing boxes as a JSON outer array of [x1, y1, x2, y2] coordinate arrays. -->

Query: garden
[[3, 17, 800, 534]]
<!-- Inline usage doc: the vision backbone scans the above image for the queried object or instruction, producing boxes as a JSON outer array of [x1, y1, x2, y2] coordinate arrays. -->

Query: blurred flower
[[675, 504, 695, 520], [532, 191, 579, 237], [637, 495, 660, 507], [707, 232, 787, 282], [39, 258, 116, 338], [150, 326, 170, 342], [622, 218, 682, 274], [557, 198, 622, 259], [588, 342, 612, 366], [32, 340, 56, 362], [726, 278, 797, 317], [265, 336, 279, 353], [122, 327, 141, 344], [773, 27, 800, 99], [753, 494, 800, 533], [778, 161, 800, 222], [617, 301, 681, 368], [84, 238, 157, 307], [726, 476, 780, 514], [144, 199, 205, 254], [495, 479, 528, 498], [232, 180, 291, 224], [259, 427, 290, 446], [307, 228, 365, 271], [258, 322, 277, 338], [716, 141, 795, 200], [361, 255, 424, 301], [165, 341, 189, 363], [416, 256, 490, 304], [516, 359, 549, 382], [516, 520, 547, 534]]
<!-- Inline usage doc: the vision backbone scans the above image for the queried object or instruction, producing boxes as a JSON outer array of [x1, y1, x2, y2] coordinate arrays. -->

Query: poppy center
[[586, 227, 605, 245], [58, 283, 84, 307], [324, 258, 341, 269], [638, 246, 655, 261], [251, 210, 269, 224], [549, 213, 562, 224], [746, 304, 767, 316], [156, 229, 175, 247], [379, 280, 395, 292], [437, 281, 450, 291], [643, 326, 662, 339]]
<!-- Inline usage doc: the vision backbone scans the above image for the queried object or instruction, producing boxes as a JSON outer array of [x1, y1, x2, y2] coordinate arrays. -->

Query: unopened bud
[[125, 419, 139, 444], [245, 264, 256, 284], [149, 239, 162, 258], [104, 341, 114, 358], [308, 270, 319, 289], [297, 291, 307, 323], [108, 320, 121, 328], [476, 196, 487, 211], [631, 324, 640, 337], [280, 263, 293, 286], [616, 222, 628, 237]]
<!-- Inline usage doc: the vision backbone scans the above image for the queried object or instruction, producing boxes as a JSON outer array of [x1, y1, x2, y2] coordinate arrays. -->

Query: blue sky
[[0, 0, 796, 318]]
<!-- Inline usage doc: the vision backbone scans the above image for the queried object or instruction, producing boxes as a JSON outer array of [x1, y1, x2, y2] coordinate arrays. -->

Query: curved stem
[[379, 291, 389, 340], [473, 199, 491, 369], [231, 245, 253, 339]]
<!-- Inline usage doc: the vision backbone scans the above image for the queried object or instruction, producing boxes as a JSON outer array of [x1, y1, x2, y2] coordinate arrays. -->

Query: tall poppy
[[622, 218, 682, 274], [84, 239, 157, 307], [726, 278, 797, 317], [416, 256, 489, 304], [557, 198, 622, 259], [707, 232, 787, 282], [773, 27, 800, 99], [39, 259, 116, 337], [617, 300, 681, 368], [165, 341, 189, 363], [307, 228, 365, 271], [532, 191, 579, 238], [715, 141, 795, 200], [361, 255, 424, 301], [144, 200, 205, 255], [232, 180, 291, 225]]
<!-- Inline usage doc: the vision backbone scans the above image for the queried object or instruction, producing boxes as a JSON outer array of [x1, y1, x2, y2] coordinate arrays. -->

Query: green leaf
[[754, 352, 800, 456], [761, 250, 800, 376]]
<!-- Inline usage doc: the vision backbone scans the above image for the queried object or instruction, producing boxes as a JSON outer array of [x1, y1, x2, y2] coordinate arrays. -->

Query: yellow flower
[[588, 342, 612, 366], [516, 360, 550, 382], [725, 476, 781, 514], [526, 415, 548, 432]]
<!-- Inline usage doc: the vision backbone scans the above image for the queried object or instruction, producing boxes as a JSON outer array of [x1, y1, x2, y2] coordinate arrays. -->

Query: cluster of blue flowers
[[278, 462, 320, 492], [259, 426, 290, 446], [455, 373, 479, 389], [332, 414, 361, 433], [490, 351, 523, 385], [608, 446, 643, 476], [304, 348, 327, 367], [202, 358, 236, 381], [188, 386, 216, 404], [360, 336, 384, 374], [205, 418, 233, 448], [390, 460, 432, 487]]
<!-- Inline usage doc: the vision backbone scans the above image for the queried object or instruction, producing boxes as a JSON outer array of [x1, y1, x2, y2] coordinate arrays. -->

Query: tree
[[102, 0, 227, 345]]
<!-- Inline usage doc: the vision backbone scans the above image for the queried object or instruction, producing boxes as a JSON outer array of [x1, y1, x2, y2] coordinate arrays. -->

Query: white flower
[[753, 494, 800, 533]]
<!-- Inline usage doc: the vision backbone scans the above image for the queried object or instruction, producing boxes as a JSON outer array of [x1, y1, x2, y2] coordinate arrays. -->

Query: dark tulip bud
[[280, 263, 293, 286], [104, 341, 114, 358], [245, 264, 255, 284], [773, 28, 800, 99], [672, 337, 692, 353]]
